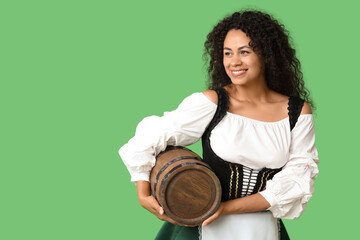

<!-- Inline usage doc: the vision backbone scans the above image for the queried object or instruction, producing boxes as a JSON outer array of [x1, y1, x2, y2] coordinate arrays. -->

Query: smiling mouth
[[231, 69, 247, 76]]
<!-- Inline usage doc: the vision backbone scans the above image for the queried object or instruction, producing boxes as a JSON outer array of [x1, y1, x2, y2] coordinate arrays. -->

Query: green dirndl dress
[[155, 89, 303, 240], [155, 222, 198, 240]]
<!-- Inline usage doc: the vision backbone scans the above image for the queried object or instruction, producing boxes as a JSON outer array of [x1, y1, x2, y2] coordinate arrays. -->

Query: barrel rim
[[159, 164, 222, 226]]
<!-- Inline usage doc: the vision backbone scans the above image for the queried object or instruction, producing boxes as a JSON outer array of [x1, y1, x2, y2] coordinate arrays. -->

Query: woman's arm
[[203, 102, 319, 226], [259, 104, 319, 219], [119, 92, 217, 182], [202, 193, 270, 226], [120, 93, 217, 225]]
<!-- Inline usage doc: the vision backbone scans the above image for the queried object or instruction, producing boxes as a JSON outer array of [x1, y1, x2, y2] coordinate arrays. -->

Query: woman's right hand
[[136, 181, 178, 225]]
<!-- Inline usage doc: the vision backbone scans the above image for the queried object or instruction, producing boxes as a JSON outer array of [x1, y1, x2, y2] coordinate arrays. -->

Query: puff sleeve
[[259, 114, 320, 219], [119, 93, 217, 182]]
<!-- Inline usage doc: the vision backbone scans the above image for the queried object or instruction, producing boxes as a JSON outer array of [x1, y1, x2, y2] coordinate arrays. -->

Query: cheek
[[223, 58, 230, 69]]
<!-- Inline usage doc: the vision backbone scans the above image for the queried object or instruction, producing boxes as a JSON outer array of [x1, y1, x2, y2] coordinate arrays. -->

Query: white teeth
[[232, 70, 246, 74]]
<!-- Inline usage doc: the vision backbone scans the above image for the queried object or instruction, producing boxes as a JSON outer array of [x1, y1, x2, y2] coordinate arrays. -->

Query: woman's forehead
[[223, 29, 251, 48]]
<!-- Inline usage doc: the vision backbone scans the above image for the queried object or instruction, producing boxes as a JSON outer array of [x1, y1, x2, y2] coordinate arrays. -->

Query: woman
[[119, 10, 319, 240]]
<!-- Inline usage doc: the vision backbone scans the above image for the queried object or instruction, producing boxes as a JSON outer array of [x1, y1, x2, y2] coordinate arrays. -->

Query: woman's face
[[223, 29, 265, 86]]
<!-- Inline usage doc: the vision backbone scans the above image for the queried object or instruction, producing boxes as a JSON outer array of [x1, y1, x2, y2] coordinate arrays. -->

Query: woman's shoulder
[[300, 101, 312, 114], [271, 91, 312, 115], [174, 91, 217, 113], [202, 90, 218, 105]]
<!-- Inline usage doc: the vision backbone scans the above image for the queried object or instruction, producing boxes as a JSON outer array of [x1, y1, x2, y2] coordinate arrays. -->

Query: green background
[[1, 0, 358, 239]]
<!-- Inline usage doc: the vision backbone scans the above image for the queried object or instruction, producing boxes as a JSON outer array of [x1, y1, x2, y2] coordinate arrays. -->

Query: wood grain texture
[[150, 146, 221, 225]]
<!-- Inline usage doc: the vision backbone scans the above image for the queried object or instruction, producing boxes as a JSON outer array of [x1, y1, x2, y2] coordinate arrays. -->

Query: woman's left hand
[[202, 202, 226, 227]]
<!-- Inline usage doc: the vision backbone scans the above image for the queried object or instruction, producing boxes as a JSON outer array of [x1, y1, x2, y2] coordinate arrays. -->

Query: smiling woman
[[119, 10, 319, 240], [222, 30, 265, 86]]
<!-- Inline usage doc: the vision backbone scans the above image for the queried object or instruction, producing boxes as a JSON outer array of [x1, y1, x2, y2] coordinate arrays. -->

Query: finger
[[148, 196, 161, 207], [154, 204, 163, 215], [179, 223, 197, 227], [159, 207, 164, 215], [202, 214, 217, 227], [164, 217, 177, 225], [145, 197, 177, 225], [158, 213, 177, 225], [146, 196, 161, 213]]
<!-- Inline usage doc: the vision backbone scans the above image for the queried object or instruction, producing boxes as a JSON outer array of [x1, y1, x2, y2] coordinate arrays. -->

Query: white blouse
[[119, 92, 320, 219]]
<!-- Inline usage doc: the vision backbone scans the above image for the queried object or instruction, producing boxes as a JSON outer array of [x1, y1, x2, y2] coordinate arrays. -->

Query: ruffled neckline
[[200, 92, 312, 124]]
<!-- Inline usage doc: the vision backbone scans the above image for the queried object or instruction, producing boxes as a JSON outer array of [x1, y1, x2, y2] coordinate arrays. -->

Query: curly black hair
[[203, 10, 315, 110]]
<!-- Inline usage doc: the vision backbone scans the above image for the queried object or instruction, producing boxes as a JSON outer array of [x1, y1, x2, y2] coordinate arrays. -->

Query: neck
[[226, 80, 271, 103]]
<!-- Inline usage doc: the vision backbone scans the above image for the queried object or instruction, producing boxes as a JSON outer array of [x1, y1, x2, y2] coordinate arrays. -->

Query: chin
[[230, 78, 248, 86]]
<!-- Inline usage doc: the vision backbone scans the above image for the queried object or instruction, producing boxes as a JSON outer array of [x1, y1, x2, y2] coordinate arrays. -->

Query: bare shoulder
[[301, 101, 312, 114], [202, 90, 218, 105]]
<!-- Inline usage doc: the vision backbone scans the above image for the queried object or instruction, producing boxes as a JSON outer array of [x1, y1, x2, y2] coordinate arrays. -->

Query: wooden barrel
[[150, 146, 221, 226]]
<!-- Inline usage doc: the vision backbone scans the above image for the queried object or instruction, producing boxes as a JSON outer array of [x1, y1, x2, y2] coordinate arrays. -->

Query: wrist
[[221, 201, 232, 215]]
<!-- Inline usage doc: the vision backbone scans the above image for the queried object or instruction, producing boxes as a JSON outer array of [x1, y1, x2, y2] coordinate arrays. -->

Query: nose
[[231, 54, 242, 66]]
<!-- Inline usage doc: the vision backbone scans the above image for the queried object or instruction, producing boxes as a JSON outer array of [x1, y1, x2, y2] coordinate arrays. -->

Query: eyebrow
[[224, 46, 251, 51]]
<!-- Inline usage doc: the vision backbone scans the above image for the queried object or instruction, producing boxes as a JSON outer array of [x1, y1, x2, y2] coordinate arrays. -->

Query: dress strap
[[287, 96, 305, 131], [203, 88, 229, 136]]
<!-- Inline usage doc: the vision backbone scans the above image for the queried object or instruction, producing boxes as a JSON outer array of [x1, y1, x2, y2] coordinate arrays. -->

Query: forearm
[[202, 192, 271, 226], [136, 181, 151, 200], [223, 193, 271, 214]]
